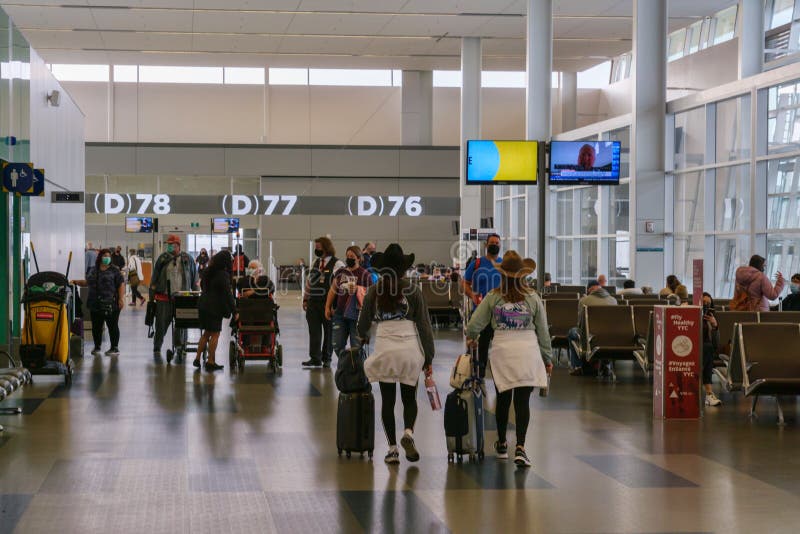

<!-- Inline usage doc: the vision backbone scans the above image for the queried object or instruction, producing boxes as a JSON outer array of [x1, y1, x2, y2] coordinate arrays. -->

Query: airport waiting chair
[[715, 298, 732, 309], [419, 280, 455, 328], [625, 298, 669, 306], [715, 311, 759, 358], [632, 305, 655, 342], [584, 305, 647, 381], [543, 292, 581, 301], [557, 285, 586, 295], [545, 299, 579, 367], [603, 286, 617, 295], [0, 350, 30, 430], [735, 323, 800, 425], [759, 311, 800, 324]]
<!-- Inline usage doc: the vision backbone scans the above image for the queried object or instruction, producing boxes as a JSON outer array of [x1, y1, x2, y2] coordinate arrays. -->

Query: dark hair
[[544, 272, 552, 282], [486, 233, 501, 243], [95, 248, 112, 270], [202, 250, 233, 290], [748, 255, 766, 271], [792, 273, 800, 282], [666, 275, 680, 292], [377, 269, 405, 313], [315, 236, 336, 257], [702, 292, 714, 307], [623, 279, 635, 289]]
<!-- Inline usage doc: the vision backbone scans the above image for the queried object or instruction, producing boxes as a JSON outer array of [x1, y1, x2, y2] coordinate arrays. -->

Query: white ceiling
[[0, 0, 739, 71]]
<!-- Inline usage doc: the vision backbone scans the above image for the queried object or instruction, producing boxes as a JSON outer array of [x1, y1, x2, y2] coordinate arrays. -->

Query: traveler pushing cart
[[150, 234, 198, 361], [168, 290, 206, 364]]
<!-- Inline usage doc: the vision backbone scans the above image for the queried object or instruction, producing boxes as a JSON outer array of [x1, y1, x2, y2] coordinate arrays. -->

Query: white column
[[631, 0, 667, 289], [460, 38, 482, 243], [738, 0, 764, 79], [560, 71, 577, 133], [401, 70, 433, 145], [525, 0, 552, 283]]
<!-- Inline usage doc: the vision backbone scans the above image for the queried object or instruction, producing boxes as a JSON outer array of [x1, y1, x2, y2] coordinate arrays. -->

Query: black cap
[[587, 280, 601, 290]]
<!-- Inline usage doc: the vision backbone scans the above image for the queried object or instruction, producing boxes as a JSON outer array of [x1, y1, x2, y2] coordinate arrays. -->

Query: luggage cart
[[168, 291, 206, 364]]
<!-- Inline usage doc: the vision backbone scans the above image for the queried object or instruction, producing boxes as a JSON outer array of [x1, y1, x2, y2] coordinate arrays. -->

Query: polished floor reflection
[[2, 291, 800, 533]]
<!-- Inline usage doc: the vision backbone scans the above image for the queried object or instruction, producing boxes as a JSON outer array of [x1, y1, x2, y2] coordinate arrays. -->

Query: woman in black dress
[[196, 250, 236, 371]]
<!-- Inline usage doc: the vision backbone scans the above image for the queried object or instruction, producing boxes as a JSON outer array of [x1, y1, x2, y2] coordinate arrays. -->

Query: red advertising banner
[[692, 259, 703, 306], [653, 306, 702, 419]]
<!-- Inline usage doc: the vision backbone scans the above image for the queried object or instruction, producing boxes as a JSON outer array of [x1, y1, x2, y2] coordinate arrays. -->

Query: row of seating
[[0, 350, 32, 432], [726, 322, 800, 425]]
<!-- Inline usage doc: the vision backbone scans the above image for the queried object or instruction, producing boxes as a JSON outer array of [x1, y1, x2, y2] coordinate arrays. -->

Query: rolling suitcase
[[336, 391, 375, 459], [444, 345, 485, 463]]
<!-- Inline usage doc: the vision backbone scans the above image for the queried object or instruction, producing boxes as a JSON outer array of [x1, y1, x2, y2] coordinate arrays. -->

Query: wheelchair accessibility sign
[[1, 160, 44, 196]]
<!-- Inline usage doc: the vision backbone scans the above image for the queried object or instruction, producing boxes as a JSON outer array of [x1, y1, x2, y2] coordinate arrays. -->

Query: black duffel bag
[[335, 346, 370, 393]]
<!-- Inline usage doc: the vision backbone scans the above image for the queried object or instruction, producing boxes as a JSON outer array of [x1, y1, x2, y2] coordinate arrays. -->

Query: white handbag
[[449, 353, 473, 389]]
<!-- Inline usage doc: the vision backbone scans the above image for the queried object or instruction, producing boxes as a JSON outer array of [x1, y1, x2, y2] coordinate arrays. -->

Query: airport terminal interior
[[2, 0, 800, 532]]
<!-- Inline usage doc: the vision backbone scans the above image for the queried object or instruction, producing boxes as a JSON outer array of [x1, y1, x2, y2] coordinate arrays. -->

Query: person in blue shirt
[[461, 233, 502, 377]]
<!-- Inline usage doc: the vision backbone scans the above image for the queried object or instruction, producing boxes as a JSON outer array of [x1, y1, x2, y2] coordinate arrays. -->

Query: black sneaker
[[494, 441, 509, 460], [514, 446, 532, 467], [192, 359, 201, 368], [205, 362, 224, 372], [302, 359, 322, 368], [400, 433, 420, 462], [322, 360, 331, 369]]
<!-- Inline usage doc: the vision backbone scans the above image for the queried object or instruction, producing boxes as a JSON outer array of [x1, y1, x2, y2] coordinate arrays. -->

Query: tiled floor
[[2, 290, 800, 533]]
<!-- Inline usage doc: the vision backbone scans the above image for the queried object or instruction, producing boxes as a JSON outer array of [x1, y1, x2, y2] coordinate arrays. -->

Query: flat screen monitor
[[466, 140, 538, 185], [549, 140, 621, 185], [125, 217, 154, 233], [212, 217, 240, 234]]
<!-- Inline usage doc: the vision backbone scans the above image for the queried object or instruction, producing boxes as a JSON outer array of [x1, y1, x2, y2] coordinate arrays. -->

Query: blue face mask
[[791, 283, 799, 295]]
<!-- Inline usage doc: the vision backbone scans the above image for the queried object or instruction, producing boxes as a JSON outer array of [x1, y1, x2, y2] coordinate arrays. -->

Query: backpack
[[232, 254, 246, 273], [449, 353, 473, 389], [335, 347, 370, 393], [730, 282, 759, 311]]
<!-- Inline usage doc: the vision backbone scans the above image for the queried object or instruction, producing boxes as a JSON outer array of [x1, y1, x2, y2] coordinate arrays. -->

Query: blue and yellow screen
[[466, 140, 538, 185]]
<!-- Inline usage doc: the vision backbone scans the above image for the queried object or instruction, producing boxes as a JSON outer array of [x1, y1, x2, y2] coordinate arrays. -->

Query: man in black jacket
[[111, 246, 126, 270], [783, 273, 800, 311], [303, 236, 344, 368]]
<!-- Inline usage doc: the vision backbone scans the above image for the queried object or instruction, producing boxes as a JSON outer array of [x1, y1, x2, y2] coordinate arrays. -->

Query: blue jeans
[[567, 327, 583, 369], [332, 314, 360, 357]]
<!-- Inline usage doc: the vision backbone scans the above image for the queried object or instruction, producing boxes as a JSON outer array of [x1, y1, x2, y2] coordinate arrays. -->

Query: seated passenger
[[236, 260, 275, 299], [465, 251, 552, 467], [783, 273, 800, 311], [701, 292, 722, 407], [659, 275, 689, 304], [568, 280, 617, 375], [619, 279, 643, 296]]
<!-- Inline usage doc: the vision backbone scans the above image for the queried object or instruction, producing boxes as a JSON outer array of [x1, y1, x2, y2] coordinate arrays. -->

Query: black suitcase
[[69, 334, 84, 359], [336, 391, 374, 459]]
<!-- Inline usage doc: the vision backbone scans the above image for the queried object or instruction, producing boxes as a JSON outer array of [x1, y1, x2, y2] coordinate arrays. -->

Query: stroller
[[229, 297, 282, 373], [20, 249, 76, 385]]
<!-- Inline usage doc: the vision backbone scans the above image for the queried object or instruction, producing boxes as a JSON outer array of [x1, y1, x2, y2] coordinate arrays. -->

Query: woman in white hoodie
[[466, 251, 552, 467], [127, 250, 145, 306], [357, 244, 435, 465]]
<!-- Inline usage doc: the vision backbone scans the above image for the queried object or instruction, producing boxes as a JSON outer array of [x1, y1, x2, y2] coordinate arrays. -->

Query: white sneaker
[[384, 447, 400, 464], [400, 430, 420, 462], [705, 393, 722, 406]]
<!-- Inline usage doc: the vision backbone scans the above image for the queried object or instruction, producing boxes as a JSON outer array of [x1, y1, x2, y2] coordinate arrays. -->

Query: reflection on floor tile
[[577, 454, 699, 488], [342, 490, 450, 533], [39, 459, 122, 494], [188, 458, 262, 493], [0, 397, 45, 415], [0, 493, 33, 533]]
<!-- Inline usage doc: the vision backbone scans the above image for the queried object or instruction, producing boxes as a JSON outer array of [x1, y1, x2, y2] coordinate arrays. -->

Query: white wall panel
[[28, 49, 86, 274]]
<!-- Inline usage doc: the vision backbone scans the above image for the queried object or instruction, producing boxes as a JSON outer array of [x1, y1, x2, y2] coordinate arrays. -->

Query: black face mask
[[346, 258, 356, 268], [487, 244, 500, 256], [314, 249, 323, 258]]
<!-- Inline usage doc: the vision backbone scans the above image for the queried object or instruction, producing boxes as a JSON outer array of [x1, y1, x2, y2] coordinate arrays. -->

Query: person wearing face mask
[[196, 248, 210, 275], [71, 248, 125, 357], [700, 292, 722, 407], [150, 234, 198, 359], [782, 273, 800, 311], [461, 233, 503, 378], [303, 236, 345, 368], [732, 255, 784, 312], [325, 246, 373, 359], [236, 259, 275, 299], [111, 246, 126, 270]]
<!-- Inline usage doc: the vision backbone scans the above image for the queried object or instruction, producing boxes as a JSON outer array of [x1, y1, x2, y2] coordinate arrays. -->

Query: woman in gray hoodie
[[733, 255, 784, 312]]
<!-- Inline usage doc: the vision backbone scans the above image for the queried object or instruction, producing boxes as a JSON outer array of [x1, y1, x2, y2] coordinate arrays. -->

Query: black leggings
[[130, 284, 143, 303], [495, 386, 534, 447], [702, 342, 715, 385], [378, 382, 418, 446], [90, 308, 121, 350]]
